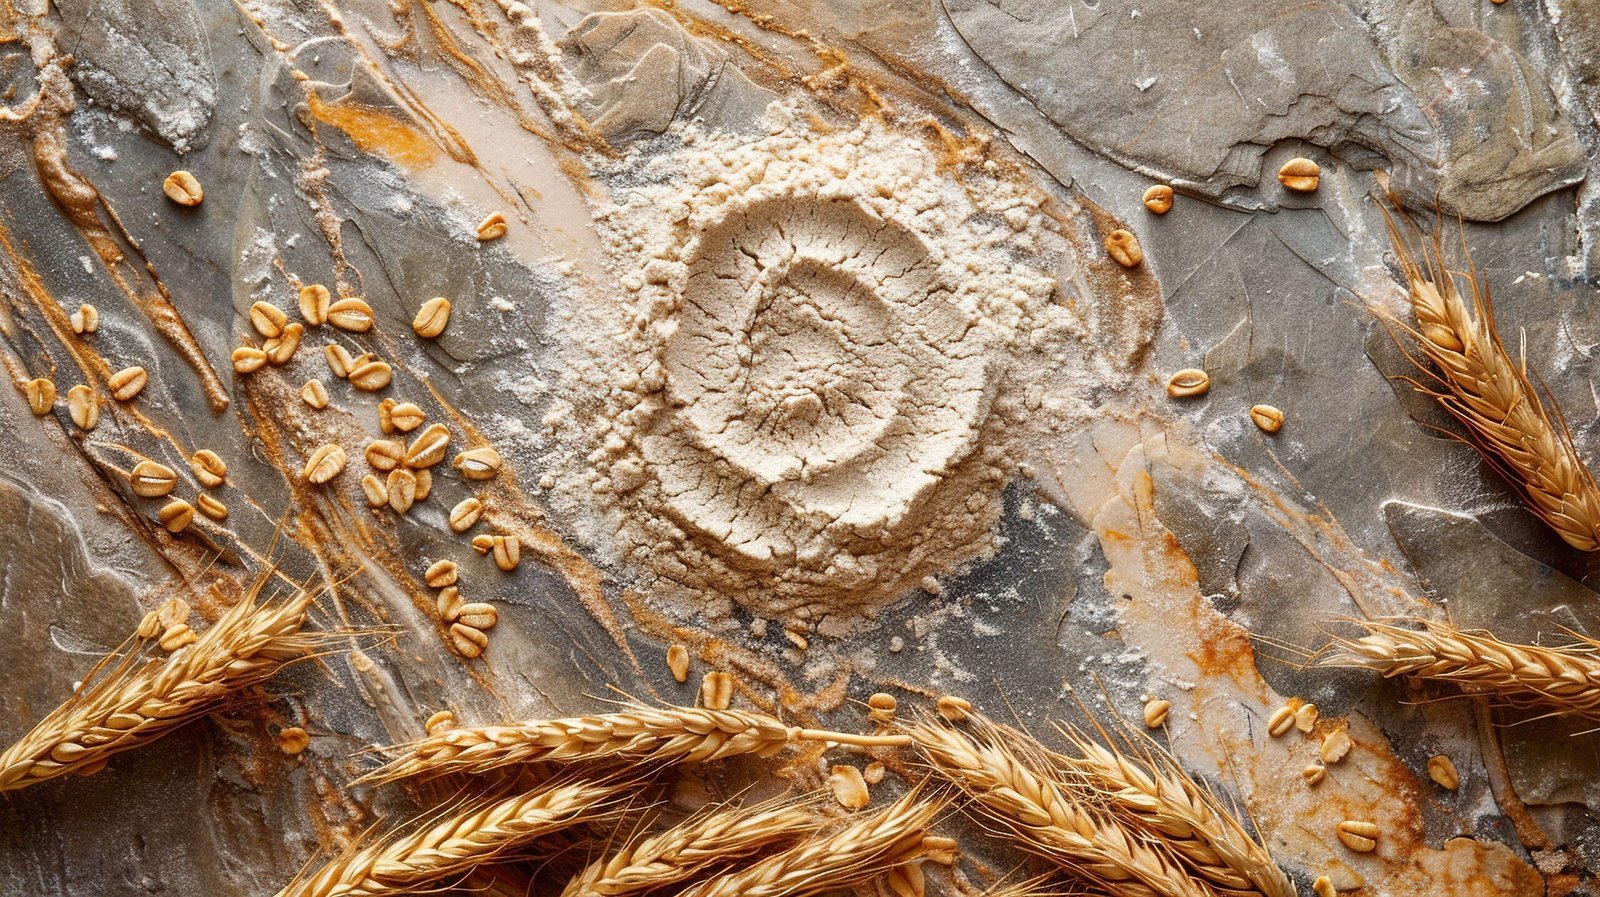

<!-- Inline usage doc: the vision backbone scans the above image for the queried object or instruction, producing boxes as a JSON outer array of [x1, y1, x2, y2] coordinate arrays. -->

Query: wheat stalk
[[562, 799, 822, 897], [670, 792, 939, 897], [1377, 197, 1600, 551], [908, 717, 1208, 897], [365, 704, 911, 783], [0, 580, 327, 792], [1053, 726, 1292, 897], [277, 777, 633, 897], [1321, 617, 1600, 720]]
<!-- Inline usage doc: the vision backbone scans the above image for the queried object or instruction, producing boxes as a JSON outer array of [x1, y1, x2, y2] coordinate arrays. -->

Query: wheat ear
[[0, 581, 326, 792], [1053, 725, 1293, 897], [276, 777, 633, 897], [908, 717, 1208, 897], [670, 792, 939, 897], [1321, 617, 1600, 720], [562, 799, 822, 897], [1377, 200, 1600, 551], [365, 704, 911, 783]]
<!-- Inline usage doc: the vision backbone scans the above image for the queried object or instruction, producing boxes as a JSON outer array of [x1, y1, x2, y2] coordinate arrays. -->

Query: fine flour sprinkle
[[551, 105, 1093, 620]]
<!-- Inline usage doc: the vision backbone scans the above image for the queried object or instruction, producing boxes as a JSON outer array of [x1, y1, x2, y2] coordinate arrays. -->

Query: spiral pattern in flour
[[629, 191, 1001, 602], [572, 114, 1071, 615]]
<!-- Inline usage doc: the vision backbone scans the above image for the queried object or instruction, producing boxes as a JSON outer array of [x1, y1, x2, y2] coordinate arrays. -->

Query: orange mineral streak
[[305, 91, 442, 170], [414, 1, 535, 134], [26, 107, 229, 411], [0, 221, 208, 465], [31, 127, 120, 264], [0, 223, 99, 380], [308, 4, 480, 166], [416, 3, 607, 156], [1047, 416, 1539, 895], [235, 374, 436, 620], [0, 1, 21, 42], [231, 375, 519, 700]]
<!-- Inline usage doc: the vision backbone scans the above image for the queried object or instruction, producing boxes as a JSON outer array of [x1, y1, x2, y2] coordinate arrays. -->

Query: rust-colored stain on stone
[[306, 92, 441, 170]]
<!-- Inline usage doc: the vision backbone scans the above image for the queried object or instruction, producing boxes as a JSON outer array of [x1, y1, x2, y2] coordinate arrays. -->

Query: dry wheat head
[[0, 582, 325, 792], [276, 777, 633, 897], [1323, 617, 1600, 720], [562, 799, 822, 897], [1054, 726, 1293, 897], [670, 792, 939, 897], [1379, 202, 1600, 552], [365, 704, 907, 783], [908, 716, 1209, 897]]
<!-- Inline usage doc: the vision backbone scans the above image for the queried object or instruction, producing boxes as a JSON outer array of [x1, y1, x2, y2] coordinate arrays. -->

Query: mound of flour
[[553, 106, 1081, 620]]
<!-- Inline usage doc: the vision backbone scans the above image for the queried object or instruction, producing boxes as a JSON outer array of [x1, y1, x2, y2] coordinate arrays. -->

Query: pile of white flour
[[549, 105, 1089, 620]]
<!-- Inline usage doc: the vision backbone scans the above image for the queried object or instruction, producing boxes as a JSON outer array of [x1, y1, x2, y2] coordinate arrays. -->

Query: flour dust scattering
[[553, 105, 1106, 620]]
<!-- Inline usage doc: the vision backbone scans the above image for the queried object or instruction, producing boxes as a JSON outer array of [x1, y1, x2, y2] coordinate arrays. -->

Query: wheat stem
[[1322, 617, 1600, 720], [908, 718, 1208, 897], [365, 705, 906, 783], [793, 728, 911, 748], [0, 581, 326, 792]]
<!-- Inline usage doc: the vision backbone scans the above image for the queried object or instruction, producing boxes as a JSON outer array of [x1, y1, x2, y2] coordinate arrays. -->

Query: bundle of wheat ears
[[1377, 191, 1600, 552], [268, 699, 1289, 897], [0, 577, 330, 792], [0, 556, 1289, 896], [1321, 617, 1600, 723]]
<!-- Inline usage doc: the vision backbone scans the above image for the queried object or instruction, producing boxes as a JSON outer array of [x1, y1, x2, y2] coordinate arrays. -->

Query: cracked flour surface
[[551, 106, 1102, 620]]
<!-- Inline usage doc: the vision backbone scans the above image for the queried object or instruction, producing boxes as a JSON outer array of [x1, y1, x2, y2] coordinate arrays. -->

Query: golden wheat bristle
[[276, 777, 634, 897], [1052, 724, 1293, 897], [363, 704, 910, 783], [975, 878, 1080, 897], [562, 798, 822, 897], [669, 792, 939, 897], [0, 580, 328, 792], [1377, 200, 1600, 552], [1321, 617, 1600, 721], [908, 715, 1209, 897]]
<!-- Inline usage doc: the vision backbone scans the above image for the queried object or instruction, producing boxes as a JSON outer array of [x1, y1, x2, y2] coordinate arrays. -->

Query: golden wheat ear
[[1048, 722, 1294, 897], [275, 774, 641, 897], [0, 574, 337, 793], [667, 791, 942, 897], [904, 713, 1211, 897], [1374, 194, 1600, 552], [1318, 617, 1600, 722], [360, 703, 910, 784], [560, 796, 824, 897]]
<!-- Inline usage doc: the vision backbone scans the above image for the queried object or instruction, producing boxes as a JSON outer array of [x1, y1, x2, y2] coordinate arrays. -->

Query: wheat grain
[[277, 777, 631, 897], [1054, 726, 1294, 897], [364, 704, 911, 783], [561, 800, 821, 897], [671, 792, 939, 897], [1321, 617, 1600, 720], [908, 717, 1208, 897], [1378, 198, 1600, 551], [0, 579, 327, 792]]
